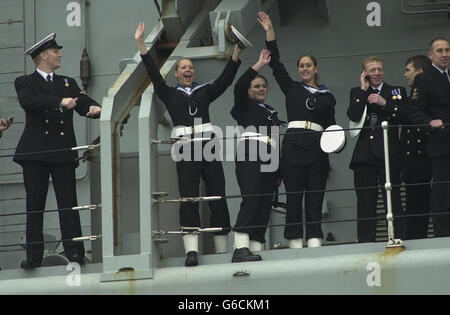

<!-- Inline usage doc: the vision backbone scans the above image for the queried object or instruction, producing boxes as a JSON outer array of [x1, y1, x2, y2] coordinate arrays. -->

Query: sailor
[[409, 37, 450, 237], [401, 55, 432, 239], [258, 12, 336, 249], [347, 56, 407, 243], [135, 22, 242, 266], [230, 49, 283, 262], [14, 33, 101, 269]]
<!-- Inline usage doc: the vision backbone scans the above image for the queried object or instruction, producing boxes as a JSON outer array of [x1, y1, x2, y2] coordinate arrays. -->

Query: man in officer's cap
[[14, 33, 101, 270]]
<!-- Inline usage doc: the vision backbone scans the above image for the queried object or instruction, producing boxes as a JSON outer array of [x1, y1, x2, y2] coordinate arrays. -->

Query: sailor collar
[[176, 82, 207, 96], [301, 82, 332, 95]]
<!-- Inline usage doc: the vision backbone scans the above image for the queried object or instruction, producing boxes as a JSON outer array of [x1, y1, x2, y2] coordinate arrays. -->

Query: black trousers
[[282, 146, 328, 240], [176, 158, 231, 235], [353, 163, 406, 243], [403, 158, 431, 240], [233, 160, 277, 243], [430, 156, 450, 237], [22, 162, 85, 264]]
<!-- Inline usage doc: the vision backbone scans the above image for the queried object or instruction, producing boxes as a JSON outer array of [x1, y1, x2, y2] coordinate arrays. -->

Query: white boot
[[234, 232, 250, 249], [307, 238, 322, 248], [288, 238, 303, 249], [182, 234, 199, 254], [249, 240, 263, 252], [214, 235, 228, 254]]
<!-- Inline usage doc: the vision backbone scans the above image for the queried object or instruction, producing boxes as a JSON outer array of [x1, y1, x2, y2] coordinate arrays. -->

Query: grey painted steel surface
[[1, 238, 450, 294]]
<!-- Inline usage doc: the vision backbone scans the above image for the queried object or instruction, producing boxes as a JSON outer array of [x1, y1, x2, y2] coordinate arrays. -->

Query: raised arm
[[257, 12, 294, 95], [135, 22, 149, 55], [257, 12, 275, 42], [207, 44, 242, 102], [135, 22, 170, 103], [234, 49, 271, 108]]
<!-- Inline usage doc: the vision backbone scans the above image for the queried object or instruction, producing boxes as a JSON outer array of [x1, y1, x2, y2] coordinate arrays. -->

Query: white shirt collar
[[432, 63, 448, 74], [371, 82, 383, 92], [36, 68, 54, 81]]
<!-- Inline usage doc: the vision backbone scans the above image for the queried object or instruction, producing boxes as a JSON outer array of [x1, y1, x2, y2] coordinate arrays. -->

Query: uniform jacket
[[347, 83, 407, 169], [265, 40, 336, 154], [231, 66, 282, 162], [399, 75, 430, 170], [409, 67, 450, 158], [14, 71, 100, 165], [231, 67, 282, 131], [140, 51, 240, 127]]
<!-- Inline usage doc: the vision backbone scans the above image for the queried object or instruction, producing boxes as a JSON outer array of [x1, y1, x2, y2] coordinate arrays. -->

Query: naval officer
[[401, 55, 432, 239], [409, 37, 450, 237], [14, 33, 101, 269], [347, 56, 407, 243]]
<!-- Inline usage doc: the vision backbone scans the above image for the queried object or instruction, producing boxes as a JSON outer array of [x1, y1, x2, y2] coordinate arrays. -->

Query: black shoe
[[70, 254, 85, 266], [20, 260, 40, 270], [231, 248, 262, 263], [185, 251, 198, 267]]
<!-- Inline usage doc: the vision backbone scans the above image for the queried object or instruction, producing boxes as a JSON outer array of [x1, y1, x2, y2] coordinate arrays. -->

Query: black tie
[[46, 74, 52, 88], [442, 71, 450, 87]]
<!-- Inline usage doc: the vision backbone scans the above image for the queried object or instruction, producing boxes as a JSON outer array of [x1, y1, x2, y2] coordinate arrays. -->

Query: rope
[[0, 143, 100, 159], [152, 122, 450, 143], [0, 235, 101, 249], [0, 204, 101, 218], [153, 180, 450, 204], [154, 210, 450, 236]]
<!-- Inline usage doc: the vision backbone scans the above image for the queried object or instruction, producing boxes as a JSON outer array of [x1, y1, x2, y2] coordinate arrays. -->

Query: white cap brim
[[349, 105, 367, 138], [230, 26, 253, 48], [320, 125, 346, 153], [25, 33, 57, 56]]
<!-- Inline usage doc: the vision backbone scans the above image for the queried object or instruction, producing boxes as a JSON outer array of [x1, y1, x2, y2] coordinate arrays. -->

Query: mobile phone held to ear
[[364, 75, 370, 82]]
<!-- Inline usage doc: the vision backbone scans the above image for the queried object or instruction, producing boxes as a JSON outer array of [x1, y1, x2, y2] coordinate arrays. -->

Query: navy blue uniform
[[141, 51, 240, 234], [231, 66, 281, 243], [14, 71, 99, 265], [266, 40, 336, 241], [347, 83, 407, 242], [409, 67, 450, 237]]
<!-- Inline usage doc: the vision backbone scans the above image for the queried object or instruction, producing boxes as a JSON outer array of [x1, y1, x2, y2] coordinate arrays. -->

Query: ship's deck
[[1, 237, 449, 294]]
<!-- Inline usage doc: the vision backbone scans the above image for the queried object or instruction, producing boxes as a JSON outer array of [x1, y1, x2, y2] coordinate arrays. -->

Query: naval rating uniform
[[231, 67, 283, 244], [140, 51, 241, 235], [266, 40, 336, 241], [347, 83, 407, 242]]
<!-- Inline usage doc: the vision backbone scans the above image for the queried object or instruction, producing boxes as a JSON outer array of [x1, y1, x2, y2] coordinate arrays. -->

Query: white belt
[[240, 131, 277, 148], [173, 123, 214, 137], [287, 120, 324, 132]]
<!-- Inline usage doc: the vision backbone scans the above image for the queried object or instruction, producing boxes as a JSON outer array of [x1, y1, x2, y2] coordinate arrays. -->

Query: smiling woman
[[258, 11, 337, 250], [175, 59, 196, 87], [297, 54, 319, 88], [134, 21, 243, 267]]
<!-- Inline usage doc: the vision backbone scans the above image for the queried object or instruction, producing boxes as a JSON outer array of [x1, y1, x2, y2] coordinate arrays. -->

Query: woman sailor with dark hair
[[230, 49, 283, 263], [135, 22, 243, 267], [258, 12, 336, 249]]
